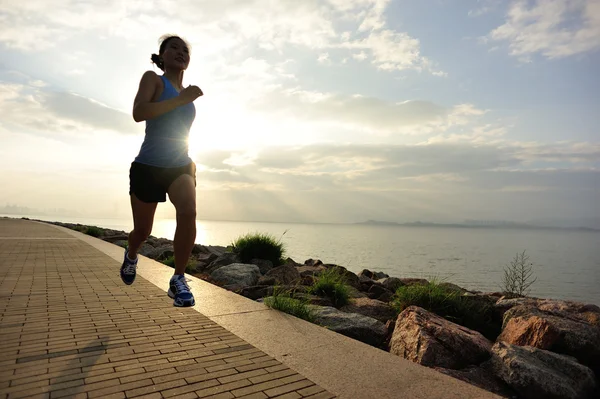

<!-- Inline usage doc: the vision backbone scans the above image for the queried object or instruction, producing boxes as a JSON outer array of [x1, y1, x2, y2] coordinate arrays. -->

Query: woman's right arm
[[132, 71, 184, 122]]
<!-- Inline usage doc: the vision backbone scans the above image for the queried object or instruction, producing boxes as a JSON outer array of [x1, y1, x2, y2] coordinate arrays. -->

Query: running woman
[[121, 35, 203, 307]]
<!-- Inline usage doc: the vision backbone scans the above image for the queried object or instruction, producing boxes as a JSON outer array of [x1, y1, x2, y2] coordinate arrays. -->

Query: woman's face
[[161, 38, 190, 71]]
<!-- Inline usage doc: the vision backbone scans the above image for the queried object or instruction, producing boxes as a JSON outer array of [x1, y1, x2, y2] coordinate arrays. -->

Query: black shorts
[[129, 161, 196, 203]]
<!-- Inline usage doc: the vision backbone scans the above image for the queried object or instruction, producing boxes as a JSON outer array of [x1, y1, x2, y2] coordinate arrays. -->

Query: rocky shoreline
[[41, 220, 600, 399]]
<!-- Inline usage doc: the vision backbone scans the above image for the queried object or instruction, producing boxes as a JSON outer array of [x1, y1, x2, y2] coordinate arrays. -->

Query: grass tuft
[[264, 286, 316, 323], [231, 231, 286, 266], [392, 280, 500, 340], [84, 226, 102, 237], [309, 267, 350, 308]]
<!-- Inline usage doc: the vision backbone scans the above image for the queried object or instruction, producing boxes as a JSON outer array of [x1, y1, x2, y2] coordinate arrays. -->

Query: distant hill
[[355, 219, 599, 232]]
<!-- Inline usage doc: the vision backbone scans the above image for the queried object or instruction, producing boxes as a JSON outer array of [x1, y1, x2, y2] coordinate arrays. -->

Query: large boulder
[[498, 315, 561, 350], [206, 252, 239, 274], [340, 297, 396, 323], [495, 297, 600, 321], [502, 305, 600, 370], [265, 265, 301, 285], [250, 258, 274, 275], [311, 306, 387, 348], [485, 341, 596, 399], [210, 263, 260, 288], [389, 306, 492, 369]]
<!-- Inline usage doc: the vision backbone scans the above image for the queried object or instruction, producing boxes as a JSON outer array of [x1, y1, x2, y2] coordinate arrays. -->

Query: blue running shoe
[[168, 275, 195, 307], [120, 249, 137, 285]]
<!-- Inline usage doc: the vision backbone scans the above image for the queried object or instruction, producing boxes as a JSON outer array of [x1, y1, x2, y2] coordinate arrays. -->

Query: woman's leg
[[167, 174, 196, 275], [128, 194, 158, 258]]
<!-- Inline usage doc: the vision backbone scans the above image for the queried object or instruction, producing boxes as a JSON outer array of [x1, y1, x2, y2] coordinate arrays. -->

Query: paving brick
[[296, 385, 325, 397], [0, 221, 333, 399], [263, 380, 314, 397], [270, 393, 301, 399]]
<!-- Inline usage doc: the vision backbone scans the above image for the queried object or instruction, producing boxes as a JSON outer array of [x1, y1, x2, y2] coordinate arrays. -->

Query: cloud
[[487, 0, 600, 59], [248, 88, 461, 133], [0, 80, 137, 135], [0, 0, 443, 75], [193, 141, 599, 195]]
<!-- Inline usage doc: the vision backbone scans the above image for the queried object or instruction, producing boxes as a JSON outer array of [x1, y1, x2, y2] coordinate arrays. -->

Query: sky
[[0, 0, 598, 225]]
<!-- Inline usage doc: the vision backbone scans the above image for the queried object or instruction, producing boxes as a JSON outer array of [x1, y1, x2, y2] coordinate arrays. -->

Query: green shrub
[[392, 281, 500, 340], [162, 255, 176, 267], [231, 232, 285, 266], [85, 226, 102, 237], [264, 286, 316, 323], [309, 267, 350, 308]]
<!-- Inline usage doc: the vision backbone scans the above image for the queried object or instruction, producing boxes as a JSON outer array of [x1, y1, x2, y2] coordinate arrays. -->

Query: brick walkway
[[0, 218, 335, 399]]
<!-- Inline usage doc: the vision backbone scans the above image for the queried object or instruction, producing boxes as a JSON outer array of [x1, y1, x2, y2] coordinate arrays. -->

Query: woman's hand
[[179, 85, 203, 104]]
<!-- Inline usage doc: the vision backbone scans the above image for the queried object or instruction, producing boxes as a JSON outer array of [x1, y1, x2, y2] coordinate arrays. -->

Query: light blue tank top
[[134, 75, 196, 167]]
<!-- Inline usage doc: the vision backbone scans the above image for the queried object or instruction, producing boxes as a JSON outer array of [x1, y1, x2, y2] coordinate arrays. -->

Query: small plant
[[309, 267, 350, 308], [231, 232, 286, 266], [161, 255, 197, 274], [162, 255, 176, 267], [85, 226, 102, 237], [392, 280, 500, 340], [501, 250, 537, 297], [264, 286, 316, 323]]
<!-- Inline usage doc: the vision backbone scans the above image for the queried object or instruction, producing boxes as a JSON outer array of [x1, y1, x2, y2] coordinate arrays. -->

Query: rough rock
[[377, 290, 394, 303], [206, 252, 239, 274], [346, 286, 369, 299], [311, 306, 387, 348], [486, 341, 596, 399], [399, 278, 429, 286], [210, 263, 260, 287], [390, 306, 492, 369], [250, 258, 274, 275], [498, 315, 561, 350], [146, 245, 174, 261], [331, 266, 360, 288], [102, 233, 129, 243], [439, 282, 468, 293], [367, 284, 392, 300], [340, 297, 397, 323], [137, 243, 160, 258], [293, 293, 334, 307], [434, 366, 515, 398], [495, 297, 600, 319], [296, 265, 327, 279], [358, 269, 389, 280], [265, 265, 301, 285], [238, 285, 274, 300], [194, 252, 219, 272], [304, 258, 323, 266], [502, 305, 600, 370], [377, 277, 404, 292], [257, 276, 276, 286], [282, 257, 300, 266]]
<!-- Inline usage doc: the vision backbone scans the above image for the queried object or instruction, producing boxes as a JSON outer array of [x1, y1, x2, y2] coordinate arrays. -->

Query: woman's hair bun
[[151, 53, 164, 71]]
